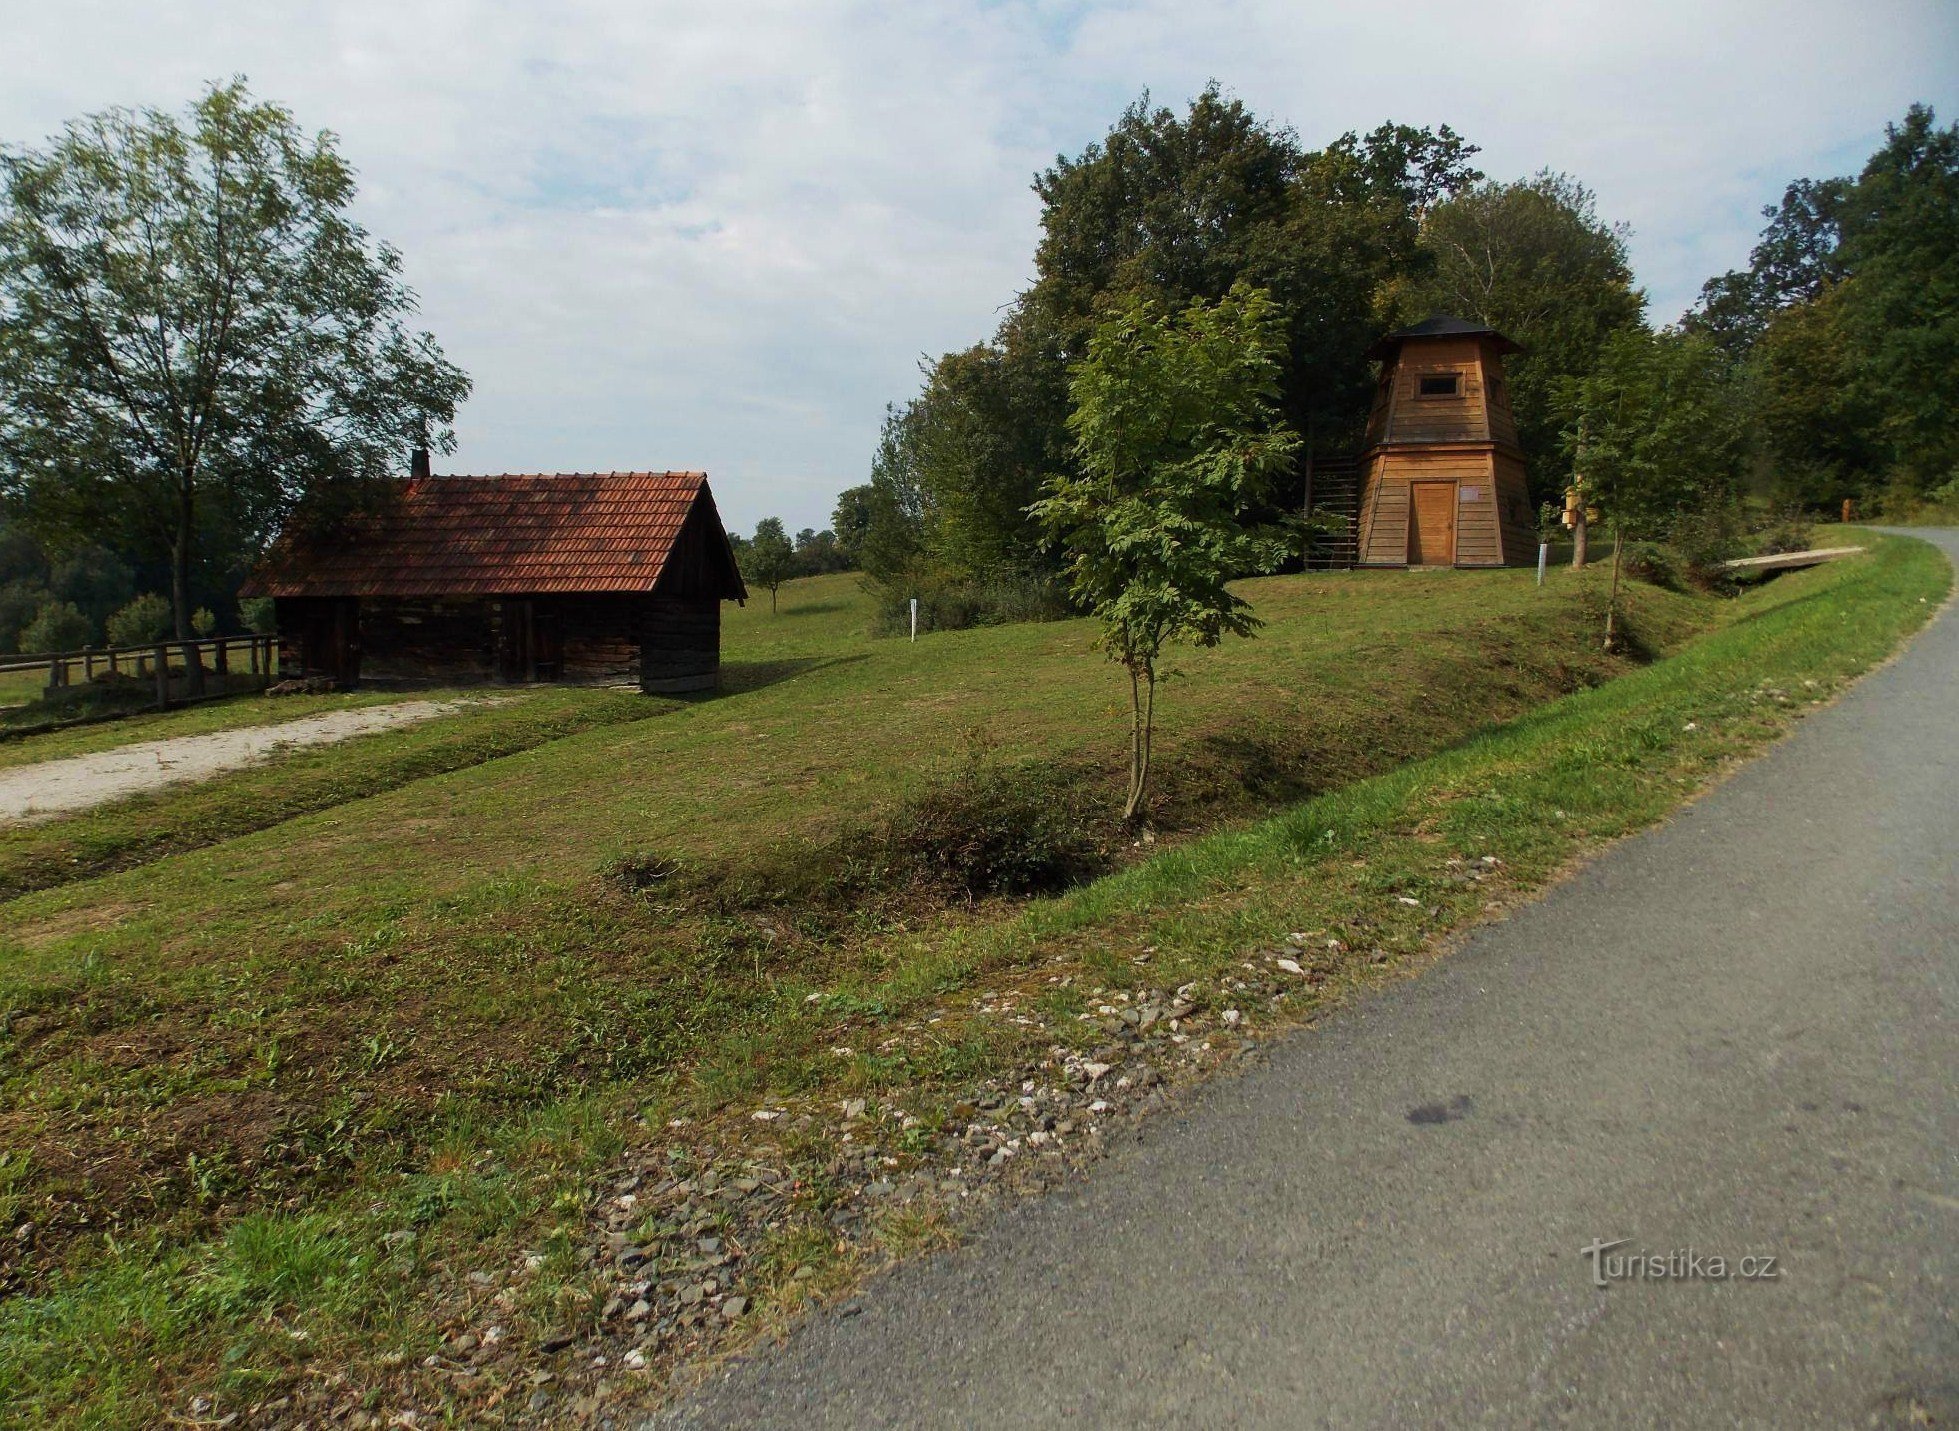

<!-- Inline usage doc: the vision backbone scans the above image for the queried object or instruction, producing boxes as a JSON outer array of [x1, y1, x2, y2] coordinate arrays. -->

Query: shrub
[[620, 750, 1109, 914], [106, 593, 173, 647], [1753, 509, 1814, 556], [191, 606, 218, 637], [239, 596, 277, 634], [1620, 541, 1689, 592], [867, 566, 1073, 636], [20, 599, 92, 653], [0, 580, 52, 654], [1665, 503, 1747, 583], [874, 752, 1106, 900]]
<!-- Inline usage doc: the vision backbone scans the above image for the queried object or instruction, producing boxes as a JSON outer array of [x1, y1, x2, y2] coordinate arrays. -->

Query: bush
[[1665, 503, 1747, 583], [867, 566, 1073, 636], [239, 596, 277, 634], [1620, 541, 1689, 592], [20, 600, 93, 653], [621, 749, 1109, 914], [0, 580, 53, 654], [106, 593, 173, 647], [873, 752, 1106, 900], [1753, 509, 1814, 556], [191, 607, 218, 637]]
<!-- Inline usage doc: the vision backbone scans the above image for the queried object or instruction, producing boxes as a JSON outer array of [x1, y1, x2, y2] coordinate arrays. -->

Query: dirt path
[[0, 700, 473, 824]]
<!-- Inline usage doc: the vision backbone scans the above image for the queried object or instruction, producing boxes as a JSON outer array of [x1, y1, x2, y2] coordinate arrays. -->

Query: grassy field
[[0, 666, 44, 710], [0, 540, 1947, 1427]]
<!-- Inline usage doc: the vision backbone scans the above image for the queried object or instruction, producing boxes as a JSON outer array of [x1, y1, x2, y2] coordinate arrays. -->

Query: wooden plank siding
[[1356, 328, 1533, 568], [1493, 451, 1537, 565]]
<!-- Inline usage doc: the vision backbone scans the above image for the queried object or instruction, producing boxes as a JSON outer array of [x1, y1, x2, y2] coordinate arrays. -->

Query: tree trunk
[[1603, 528, 1625, 653], [1571, 510, 1589, 570], [173, 473, 205, 695], [770, 584, 778, 614], [1121, 661, 1156, 824], [1123, 665, 1145, 822]]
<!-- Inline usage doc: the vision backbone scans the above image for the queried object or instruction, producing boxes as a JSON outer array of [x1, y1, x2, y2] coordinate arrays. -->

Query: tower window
[[1417, 373, 1460, 397]]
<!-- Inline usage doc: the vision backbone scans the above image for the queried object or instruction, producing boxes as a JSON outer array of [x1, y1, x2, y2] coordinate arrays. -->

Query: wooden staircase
[[1302, 453, 1361, 570]]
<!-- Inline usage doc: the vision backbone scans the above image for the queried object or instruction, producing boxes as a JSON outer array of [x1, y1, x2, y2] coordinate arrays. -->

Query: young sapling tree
[[1033, 282, 1298, 822]]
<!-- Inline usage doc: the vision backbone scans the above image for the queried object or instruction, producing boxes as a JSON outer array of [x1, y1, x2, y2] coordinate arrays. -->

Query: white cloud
[[5, 0, 1954, 530]]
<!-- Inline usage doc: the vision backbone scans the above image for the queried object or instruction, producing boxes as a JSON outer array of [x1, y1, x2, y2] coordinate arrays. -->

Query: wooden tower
[[1354, 316, 1535, 568]]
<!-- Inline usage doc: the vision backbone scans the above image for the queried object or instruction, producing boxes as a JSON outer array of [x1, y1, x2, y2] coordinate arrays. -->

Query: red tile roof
[[243, 471, 744, 599]]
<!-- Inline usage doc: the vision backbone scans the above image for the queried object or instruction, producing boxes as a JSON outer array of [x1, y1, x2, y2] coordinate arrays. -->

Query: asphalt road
[[656, 531, 1959, 1429]]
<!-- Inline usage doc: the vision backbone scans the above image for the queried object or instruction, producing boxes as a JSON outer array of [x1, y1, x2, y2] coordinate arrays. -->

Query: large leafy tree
[[1400, 172, 1647, 497], [1688, 104, 1957, 504], [1032, 283, 1297, 821], [1557, 328, 1746, 539], [0, 80, 470, 642], [1833, 105, 1959, 489]]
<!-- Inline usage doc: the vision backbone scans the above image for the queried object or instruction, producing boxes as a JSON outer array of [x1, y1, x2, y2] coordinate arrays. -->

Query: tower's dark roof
[[1366, 315, 1523, 361]]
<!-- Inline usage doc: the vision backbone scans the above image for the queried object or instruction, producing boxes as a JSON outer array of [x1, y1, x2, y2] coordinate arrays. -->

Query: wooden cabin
[[1354, 316, 1536, 568], [242, 468, 747, 693]]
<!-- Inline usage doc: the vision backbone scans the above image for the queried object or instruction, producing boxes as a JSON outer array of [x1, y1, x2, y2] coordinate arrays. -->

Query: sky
[[3, 1, 1954, 534]]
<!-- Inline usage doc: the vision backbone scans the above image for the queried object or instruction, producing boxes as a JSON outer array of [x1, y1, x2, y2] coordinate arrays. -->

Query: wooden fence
[[0, 634, 279, 711]]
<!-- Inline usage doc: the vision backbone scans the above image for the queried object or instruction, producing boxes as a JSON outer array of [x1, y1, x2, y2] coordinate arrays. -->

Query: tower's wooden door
[[1408, 482, 1458, 566]]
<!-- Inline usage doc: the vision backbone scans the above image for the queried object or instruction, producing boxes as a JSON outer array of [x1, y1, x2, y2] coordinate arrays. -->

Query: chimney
[[410, 446, 431, 480]]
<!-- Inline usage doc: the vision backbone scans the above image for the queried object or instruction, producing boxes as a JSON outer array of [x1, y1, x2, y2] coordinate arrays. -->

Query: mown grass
[[0, 688, 669, 899], [0, 667, 45, 711], [0, 540, 1947, 1426]]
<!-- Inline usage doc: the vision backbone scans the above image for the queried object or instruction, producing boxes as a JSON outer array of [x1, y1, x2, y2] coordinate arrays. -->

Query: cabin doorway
[[295, 597, 360, 686], [1408, 481, 1458, 566]]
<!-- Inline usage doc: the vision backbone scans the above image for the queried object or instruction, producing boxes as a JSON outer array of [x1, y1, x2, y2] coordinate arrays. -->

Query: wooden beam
[[1719, 546, 1866, 574]]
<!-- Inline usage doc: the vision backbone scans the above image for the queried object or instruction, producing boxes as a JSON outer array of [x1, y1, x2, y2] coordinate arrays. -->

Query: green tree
[[1557, 328, 1746, 540], [744, 518, 796, 613], [1403, 172, 1647, 496], [1687, 176, 1848, 354], [0, 79, 470, 651], [21, 598, 91, 653], [47, 543, 133, 633], [1687, 105, 1957, 505], [831, 483, 874, 564], [1833, 105, 1959, 489], [106, 591, 173, 647], [0, 579, 50, 653], [1032, 283, 1298, 821]]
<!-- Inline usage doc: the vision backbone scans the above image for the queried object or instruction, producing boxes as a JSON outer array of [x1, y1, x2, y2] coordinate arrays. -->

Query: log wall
[[641, 597, 720, 693], [363, 599, 497, 682]]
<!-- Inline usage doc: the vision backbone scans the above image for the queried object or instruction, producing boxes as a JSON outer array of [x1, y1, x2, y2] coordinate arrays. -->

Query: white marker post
[[1537, 542, 1549, 588], [910, 597, 919, 643]]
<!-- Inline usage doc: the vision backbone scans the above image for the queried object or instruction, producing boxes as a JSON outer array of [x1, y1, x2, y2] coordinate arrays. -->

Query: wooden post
[[154, 644, 169, 708], [215, 637, 229, 679], [85, 650, 96, 681], [48, 654, 61, 691], [1842, 497, 1854, 524]]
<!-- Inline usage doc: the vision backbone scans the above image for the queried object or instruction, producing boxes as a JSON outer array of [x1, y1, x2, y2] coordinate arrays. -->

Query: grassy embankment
[[0, 534, 1948, 1426]]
